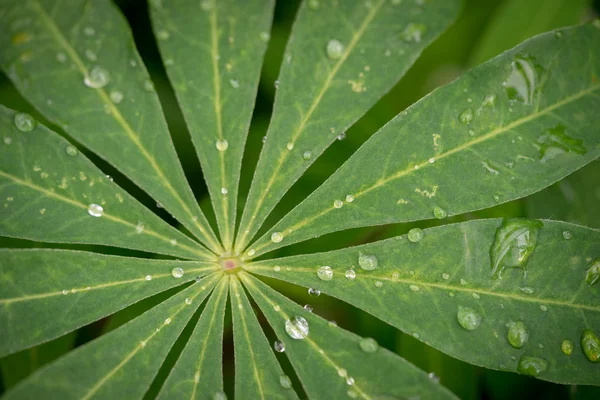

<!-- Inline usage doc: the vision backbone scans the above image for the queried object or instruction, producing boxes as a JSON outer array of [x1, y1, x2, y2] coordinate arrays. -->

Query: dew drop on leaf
[[359, 337, 378, 353], [428, 372, 440, 383], [171, 267, 184, 278], [317, 266, 333, 281], [308, 0, 319, 9], [302, 150, 312, 160], [536, 124, 586, 163], [65, 145, 78, 156], [215, 138, 228, 151], [84, 66, 110, 89], [221, 187, 228, 195], [401, 23, 427, 42], [490, 218, 543, 279], [286, 142, 294, 150], [109, 90, 123, 104], [185, 298, 192, 305], [337, 132, 346, 141], [333, 199, 343, 208], [87, 203, 103, 217], [145, 275, 152, 281], [259, 31, 270, 42], [135, 221, 145, 234], [407, 228, 424, 243], [303, 304, 313, 312], [562, 230, 572, 239], [326, 39, 344, 60], [507, 321, 529, 349], [285, 316, 309, 339], [481, 93, 497, 108], [14, 112, 36, 132], [517, 355, 548, 376], [143, 79, 154, 92], [273, 340, 285, 353], [229, 79, 239, 89], [561, 339, 573, 356], [246, 249, 256, 257], [345, 269, 356, 280], [271, 231, 283, 243], [157, 29, 170, 40], [458, 108, 474, 126], [308, 288, 320, 296], [279, 374, 292, 389], [345, 194, 354, 203], [212, 392, 227, 400], [433, 206, 447, 219], [585, 258, 600, 286], [358, 252, 378, 270], [581, 329, 600, 363], [502, 54, 546, 105], [456, 306, 481, 331]]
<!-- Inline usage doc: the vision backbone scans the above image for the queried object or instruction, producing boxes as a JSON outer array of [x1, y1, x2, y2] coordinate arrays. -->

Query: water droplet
[[229, 79, 239, 89], [185, 298, 192, 305], [221, 187, 228, 195], [481, 93, 497, 109], [215, 138, 228, 151], [581, 329, 600, 363], [56, 52, 67, 63], [358, 339, 378, 355], [537, 124, 586, 163], [62, 289, 68, 295], [493, 195, 501, 203], [170, 239, 177, 246], [333, 199, 343, 209], [143, 80, 154, 91], [407, 228, 424, 243], [519, 286, 535, 294], [65, 145, 78, 156], [401, 23, 427, 42], [84, 66, 110, 89], [274, 340, 285, 352], [502, 54, 546, 105], [539, 305, 548, 312], [308, 0, 319, 9], [481, 161, 499, 175], [459, 108, 474, 126], [375, 281, 383, 287], [346, 376, 355, 386], [279, 374, 292, 389], [326, 39, 344, 60], [562, 231, 572, 239], [460, 279, 467, 285], [247, 249, 256, 257], [457, 306, 482, 331], [109, 90, 123, 104], [433, 206, 447, 219], [145, 275, 152, 281], [171, 267, 184, 278], [561, 339, 573, 356], [308, 288, 320, 296], [345, 194, 354, 203], [409, 284, 420, 292], [212, 392, 227, 400], [441, 273, 450, 280], [259, 31, 270, 42], [13, 113, 36, 132], [507, 321, 529, 349], [302, 150, 312, 160], [317, 266, 333, 281], [157, 30, 170, 40], [271, 232, 283, 243], [135, 221, 145, 234], [285, 316, 309, 339], [286, 142, 294, 150], [303, 304, 313, 312], [585, 258, 600, 286], [554, 31, 563, 39], [337, 132, 346, 141], [345, 269, 356, 280], [490, 219, 543, 279], [358, 252, 378, 270], [87, 203, 103, 217], [164, 317, 172, 325], [517, 355, 548, 376], [428, 372, 440, 383]]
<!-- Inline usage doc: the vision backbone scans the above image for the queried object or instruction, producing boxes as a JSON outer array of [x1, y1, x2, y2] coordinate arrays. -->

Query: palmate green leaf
[[246, 219, 600, 385], [157, 276, 228, 399], [230, 276, 298, 399], [240, 272, 458, 400], [0, 105, 213, 261], [3, 273, 222, 400], [248, 23, 600, 257], [149, 0, 275, 251], [469, 0, 588, 66], [0, 249, 216, 357], [234, 0, 461, 253], [0, 0, 222, 253]]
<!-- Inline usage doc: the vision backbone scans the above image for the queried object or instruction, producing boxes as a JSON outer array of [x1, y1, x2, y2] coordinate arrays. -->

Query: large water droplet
[[308, 288, 320, 296], [215, 138, 228, 151], [358, 252, 378, 270], [537, 124, 586, 163], [285, 316, 309, 339], [359, 337, 378, 353], [401, 23, 427, 42], [490, 219, 543, 279], [585, 257, 600, 286], [407, 228, 424, 243], [459, 108, 474, 126], [433, 206, 447, 219], [326, 39, 344, 60], [279, 374, 292, 389], [317, 266, 333, 281], [14, 113, 36, 132], [87, 203, 103, 217], [271, 232, 283, 243], [273, 340, 285, 353], [581, 329, 600, 363], [517, 355, 548, 376], [84, 66, 110, 89], [507, 321, 529, 349], [457, 306, 482, 331], [171, 267, 184, 278], [502, 54, 546, 105], [561, 339, 573, 356]]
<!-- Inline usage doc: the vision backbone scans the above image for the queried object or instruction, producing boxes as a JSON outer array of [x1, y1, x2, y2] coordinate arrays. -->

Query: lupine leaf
[[2, 273, 222, 400], [248, 23, 600, 257], [0, 249, 216, 357], [0, 0, 222, 253], [240, 272, 458, 399], [157, 276, 228, 399], [246, 219, 600, 385], [149, 0, 275, 251], [234, 0, 461, 254], [0, 105, 213, 261], [230, 275, 298, 399]]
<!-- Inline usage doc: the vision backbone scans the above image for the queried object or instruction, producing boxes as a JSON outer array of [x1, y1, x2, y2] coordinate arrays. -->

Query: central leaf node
[[219, 256, 242, 273]]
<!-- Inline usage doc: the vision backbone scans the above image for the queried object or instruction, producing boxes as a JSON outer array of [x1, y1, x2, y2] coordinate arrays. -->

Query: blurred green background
[[1, 0, 600, 398]]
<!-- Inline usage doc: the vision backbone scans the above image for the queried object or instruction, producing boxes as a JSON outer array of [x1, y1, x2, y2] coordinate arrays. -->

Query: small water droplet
[[326, 39, 344, 60], [109, 90, 123, 104], [303, 304, 313, 312], [428, 157, 435, 164], [302, 150, 312, 160], [441, 273, 450, 280], [428, 372, 440, 383], [215, 138, 228, 151], [271, 232, 283, 243], [285, 316, 309, 339], [561, 339, 573, 356], [337, 132, 346, 141], [145, 275, 152, 281], [135, 221, 145, 234], [502, 54, 546, 105], [164, 317, 172, 325], [259, 31, 270, 42], [143, 80, 154, 91], [170, 239, 177, 246], [457, 306, 482, 331], [481, 93, 497, 109], [87, 203, 103, 217], [517, 355, 548, 376], [433, 206, 447, 219], [490, 219, 543, 279], [581, 329, 600, 363], [407, 228, 424, 243], [279, 374, 292, 389], [493, 195, 500, 203], [346, 376, 355, 386], [229, 79, 239, 89], [185, 297, 192, 305], [561, 230, 572, 240], [65, 145, 78, 156], [308, 0, 320, 9], [221, 187, 228, 195], [401, 23, 427, 42], [585, 258, 600, 286], [537, 124, 586, 163], [247, 249, 256, 257], [308, 288, 320, 296], [317, 266, 333, 281], [375, 281, 383, 287], [171, 267, 184, 278], [481, 161, 500, 175], [554, 31, 563, 39], [345, 269, 356, 280], [345, 194, 354, 203], [286, 142, 294, 150], [539, 305, 548, 312], [62, 289, 68, 295], [409, 284, 420, 292], [84, 66, 110, 89], [358, 252, 378, 270], [13, 113, 36, 132], [212, 392, 227, 400], [56, 52, 67, 63], [157, 30, 170, 40], [333, 199, 343, 209], [507, 321, 529, 349], [459, 108, 474, 126], [273, 340, 285, 352]]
